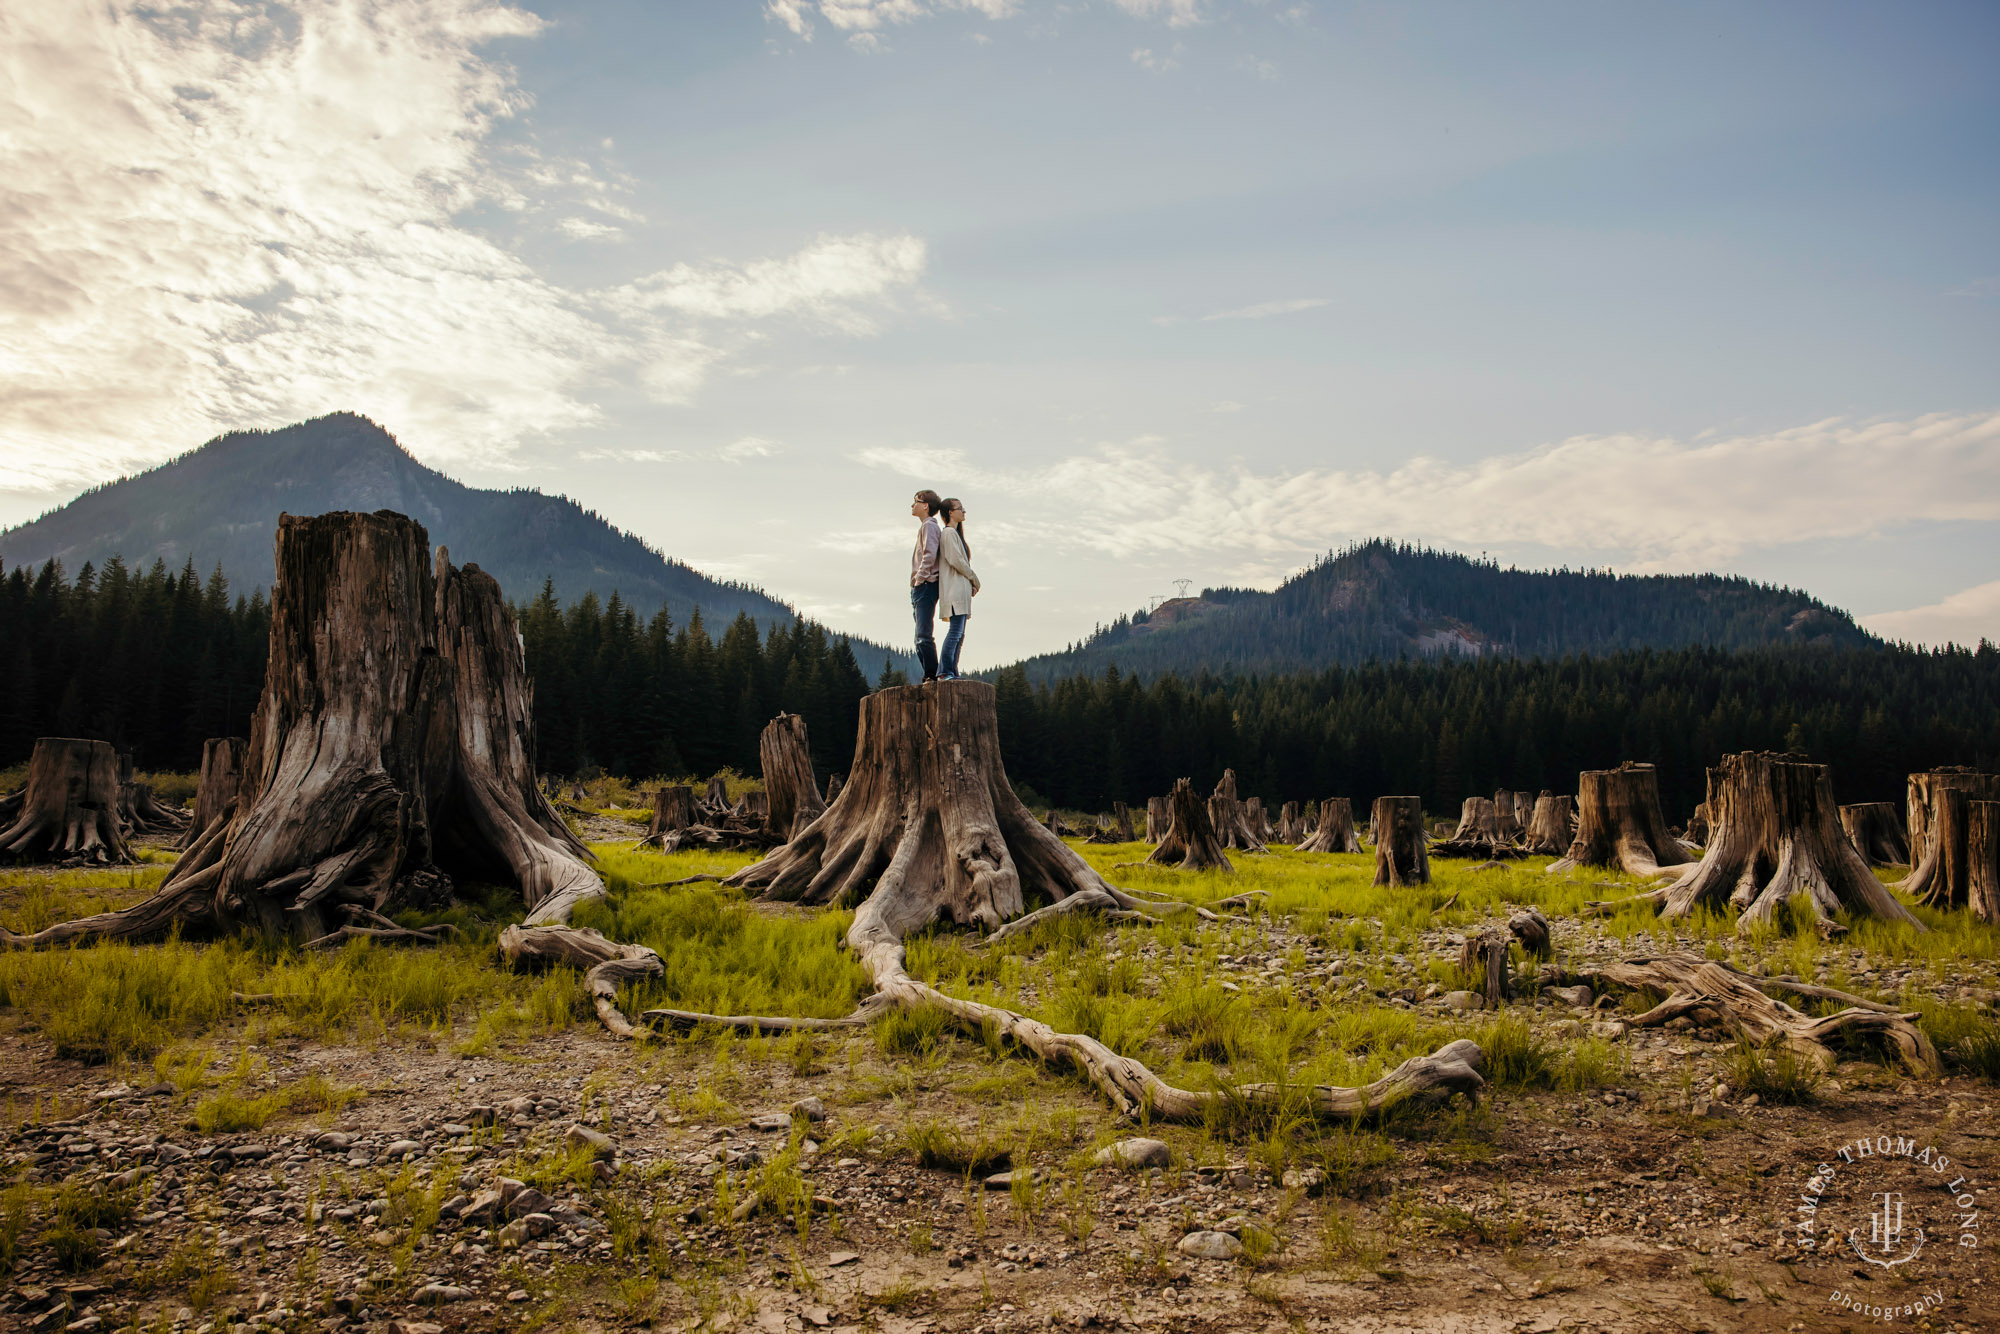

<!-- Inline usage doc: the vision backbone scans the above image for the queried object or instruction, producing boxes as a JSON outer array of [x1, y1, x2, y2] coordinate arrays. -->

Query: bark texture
[[1969, 801, 2000, 925], [1548, 763, 1690, 878], [1899, 770, 2000, 908], [1144, 796, 1168, 845], [1371, 796, 1430, 887], [1657, 752, 1920, 936], [1433, 796, 1526, 858], [0, 738, 133, 865], [1147, 778, 1233, 872], [1522, 793, 1574, 856], [1207, 770, 1267, 851], [1297, 797, 1363, 854], [1277, 801, 1303, 844], [1840, 802, 1910, 867], [1112, 801, 1135, 843], [647, 786, 696, 841], [1908, 769, 2000, 869], [1, 513, 634, 986], [758, 714, 825, 841], [183, 737, 249, 850]]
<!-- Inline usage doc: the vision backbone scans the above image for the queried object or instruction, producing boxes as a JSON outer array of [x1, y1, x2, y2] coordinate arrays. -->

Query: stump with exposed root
[[1371, 796, 1430, 886], [116, 753, 191, 838], [0, 738, 133, 865], [1206, 770, 1266, 851], [647, 785, 696, 843], [1147, 778, 1233, 872], [1652, 752, 1920, 937], [1521, 792, 1573, 856], [1432, 796, 1526, 859], [1547, 762, 1690, 878], [1840, 802, 1910, 868], [1297, 797, 1362, 854], [1900, 770, 2000, 909]]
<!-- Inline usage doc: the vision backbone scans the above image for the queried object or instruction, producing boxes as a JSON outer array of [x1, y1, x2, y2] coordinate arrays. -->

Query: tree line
[[6, 555, 1997, 823]]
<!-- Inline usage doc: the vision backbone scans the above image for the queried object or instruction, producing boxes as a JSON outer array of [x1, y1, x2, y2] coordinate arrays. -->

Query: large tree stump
[[1685, 801, 1713, 847], [115, 752, 191, 838], [3, 512, 643, 998], [1547, 762, 1690, 878], [1521, 792, 1574, 856], [183, 737, 249, 850], [1276, 801, 1302, 844], [1969, 802, 2000, 925], [1908, 769, 2000, 868], [1491, 791, 1520, 840], [1297, 796, 1363, 854], [1144, 796, 1168, 844], [693, 681, 1482, 1122], [1371, 796, 1430, 886], [1207, 770, 1266, 851], [1111, 801, 1135, 842], [1654, 752, 1920, 936], [0, 738, 133, 865], [1147, 778, 1233, 871], [1432, 796, 1526, 859], [1899, 770, 2000, 908], [759, 714, 824, 842], [647, 785, 695, 841], [1840, 802, 1910, 868], [1244, 797, 1274, 842]]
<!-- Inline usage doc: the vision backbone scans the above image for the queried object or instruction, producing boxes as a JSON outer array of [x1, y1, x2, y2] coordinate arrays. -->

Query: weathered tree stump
[[1547, 762, 1690, 878], [1144, 796, 1168, 844], [1276, 800, 1302, 844], [693, 680, 1482, 1122], [1245, 797, 1275, 842], [1685, 801, 1713, 847], [1111, 801, 1135, 842], [824, 773, 844, 802], [1492, 791, 1520, 840], [1908, 769, 2000, 867], [2, 512, 642, 990], [1969, 802, 2000, 925], [1840, 802, 1910, 868], [115, 752, 191, 837], [1207, 770, 1266, 851], [1371, 796, 1430, 886], [1433, 796, 1527, 859], [647, 785, 696, 842], [1148, 778, 1233, 871], [759, 714, 825, 842], [0, 738, 133, 865], [1522, 792, 1574, 856], [1298, 796, 1363, 854], [1648, 752, 1920, 936], [183, 737, 249, 850]]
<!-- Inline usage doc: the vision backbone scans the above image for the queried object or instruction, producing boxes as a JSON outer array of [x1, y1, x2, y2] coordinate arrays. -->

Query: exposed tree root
[[1558, 954, 1937, 1074]]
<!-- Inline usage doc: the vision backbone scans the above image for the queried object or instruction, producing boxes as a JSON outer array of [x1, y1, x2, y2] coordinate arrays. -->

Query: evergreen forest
[[5, 555, 1997, 820]]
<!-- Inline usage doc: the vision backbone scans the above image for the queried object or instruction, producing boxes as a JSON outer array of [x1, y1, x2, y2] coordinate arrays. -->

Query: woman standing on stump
[[936, 497, 980, 680]]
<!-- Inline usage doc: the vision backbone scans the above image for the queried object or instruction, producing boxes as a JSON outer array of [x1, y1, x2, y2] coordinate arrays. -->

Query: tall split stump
[[1371, 796, 1430, 886], [183, 737, 249, 850], [1147, 778, 1233, 871], [1900, 770, 2000, 908], [759, 714, 825, 841]]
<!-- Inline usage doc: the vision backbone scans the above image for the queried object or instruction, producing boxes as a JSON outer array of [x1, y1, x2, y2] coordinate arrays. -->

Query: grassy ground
[[1, 838, 1997, 1331]]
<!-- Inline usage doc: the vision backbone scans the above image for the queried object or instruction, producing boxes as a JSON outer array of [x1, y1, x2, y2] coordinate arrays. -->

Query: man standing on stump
[[909, 489, 944, 682]]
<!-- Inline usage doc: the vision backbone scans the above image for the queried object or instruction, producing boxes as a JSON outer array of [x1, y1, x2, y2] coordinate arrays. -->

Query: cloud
[[850, 411, 2000, 571], [0, 1, 929, 496], [1131, 45, 1181, 73], [1202, 297, 1329, 321], [766, 0, 816, 38], [1235, 54, 1278, 80], [1112, 0, 1205, 28], [1862, 580, 2000, 648], [578, 436, 784, 465]]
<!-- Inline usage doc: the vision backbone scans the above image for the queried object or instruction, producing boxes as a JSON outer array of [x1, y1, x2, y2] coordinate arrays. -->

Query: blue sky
[[2, 1, 1996, 659]]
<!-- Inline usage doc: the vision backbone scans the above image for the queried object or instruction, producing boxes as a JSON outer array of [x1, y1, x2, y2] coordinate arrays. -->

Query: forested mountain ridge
[[0, 412, 913, 671], [1011, 540, 1880, 682]]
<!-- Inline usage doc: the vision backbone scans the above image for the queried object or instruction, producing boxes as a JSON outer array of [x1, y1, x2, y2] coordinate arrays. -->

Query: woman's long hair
[[942, 497, 968, 556]]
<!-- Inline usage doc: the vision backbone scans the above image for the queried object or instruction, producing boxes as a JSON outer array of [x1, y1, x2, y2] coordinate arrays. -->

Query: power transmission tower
[[1173, 579, 1193, 599]]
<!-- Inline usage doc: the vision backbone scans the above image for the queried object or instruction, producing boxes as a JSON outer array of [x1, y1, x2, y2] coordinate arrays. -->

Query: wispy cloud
[[1202, 297, 1329, 321], [1112, 0, 1206, 28], [0, 1, 929, 495], [1131, 45, 1182, 73], [850, 412, 2000, 571], [1863, 580, 2000, 648], [578, 436, 784, 466]]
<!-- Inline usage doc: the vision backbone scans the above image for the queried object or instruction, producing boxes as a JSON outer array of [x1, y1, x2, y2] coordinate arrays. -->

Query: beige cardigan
[[937, 526, 980, 617]]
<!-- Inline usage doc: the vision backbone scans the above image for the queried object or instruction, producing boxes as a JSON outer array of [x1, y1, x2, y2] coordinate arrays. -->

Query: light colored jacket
[[910, 516, 941, 586], [937, 526, 979, 617]]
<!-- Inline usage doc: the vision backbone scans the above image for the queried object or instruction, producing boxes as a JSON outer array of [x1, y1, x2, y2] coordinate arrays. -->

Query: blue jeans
[[940, 613, 968, 678], [910, 580, 939, 680]]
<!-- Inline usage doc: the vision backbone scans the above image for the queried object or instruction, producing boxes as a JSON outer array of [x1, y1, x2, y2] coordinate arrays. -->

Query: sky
[[2, 0, 1997, 662]]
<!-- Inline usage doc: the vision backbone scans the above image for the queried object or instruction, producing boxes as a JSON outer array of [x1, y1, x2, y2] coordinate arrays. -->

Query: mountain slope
[[0, 412, 913, 670], [1009, 539, 1880, 682]]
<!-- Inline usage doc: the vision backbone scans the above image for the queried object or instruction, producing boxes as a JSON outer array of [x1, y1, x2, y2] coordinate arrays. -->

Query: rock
[[827, 1250, 859, 1267], [228, 1144, 271, 1160], [388, 1321, 444, 1334], [464, 1106, 497, 1128], [458, 1188, 506, 1223], [748, 1113, 792, 1132], [497, 1177, 526, 1204], [436, 1193, 472, 1221], [505, 1289, 530, 1303], [1589, 1020, 1629, 1040], [414, 1284, 472, 1304], [505, 1188, 556, 1221], [1443, 990, 1483, 1012], [565, 1124, 616, 1161], [1176, 1230, 1244, 1260], [315, 1132, 353, 1150], [1281, 1166, 1324, 1193], [384, 1139, 423, 1159], [790, 1096, 828, 1123], [1092, 1138, 1170, 1170], [982, 1169, 1039, 1191], [1546, 985, 1592, 1008]]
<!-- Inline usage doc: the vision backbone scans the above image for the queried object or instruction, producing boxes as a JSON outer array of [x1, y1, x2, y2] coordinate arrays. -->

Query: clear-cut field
[[1, 831, 1996, 1333]]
